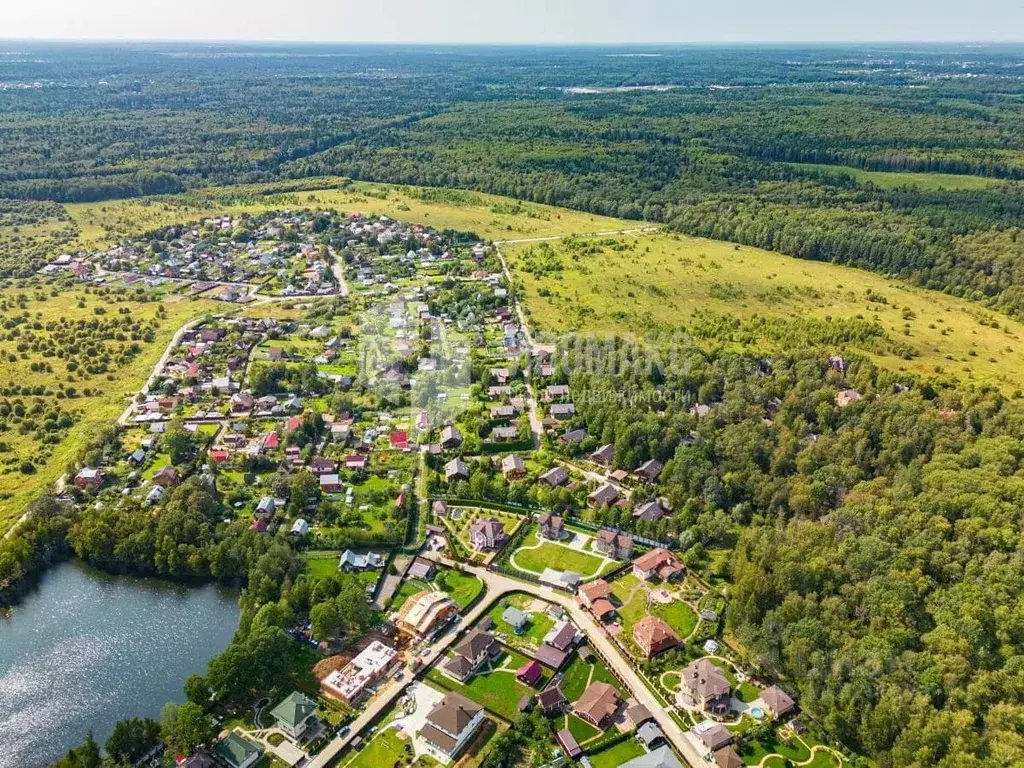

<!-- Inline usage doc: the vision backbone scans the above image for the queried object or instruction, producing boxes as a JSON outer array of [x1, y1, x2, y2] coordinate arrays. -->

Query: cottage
[[589, 444, 614, 466], [700, 723, 735, 752], [537, 512, 565, 540], [573, 681, 620, 728], [620, 746, 684, 768], [151, 465, 181, 488], [419, 692, 485, 762], [320, 473, 343, 493], [678, 659, 731, 714], [713, 747, 745, 768], [432, 499, 449, 517], [556, 729, 582, 760], [578, 579, 612, 608], [537, 686, 567, 714], [230, 392, 254, 413], [550, 403, 575, 421], [633, 499, 666, 522], [560, 428, 588, 445], [836, 388, 863, 407], [538, 466, 569, 488], [543, 620, 577, 652], [74, 468, 104, 491], [593, 530, 634, 560], [544, 384, 570, 401], [444, 630, 498, 681], [396, 591, 458, 638], [440, 424, 463, 450], [517, 659, 544, 687], [637, 721, 666, 749], [338, 550, 384, 571], [587, 484, 619, 509], [632, 547, 684, 581], [633, 615, 681, 659], [214, 732, 262, 768], [760, 685, 796, 720], [445, 458, 469, 482], [501, 454, 526, 479], [469, 517, 507, 550], [269, 691, 319, 739], [635, 459, 663, 484], [502, 606, 529, 632]]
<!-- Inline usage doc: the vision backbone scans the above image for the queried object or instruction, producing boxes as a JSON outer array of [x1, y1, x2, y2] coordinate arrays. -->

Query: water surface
[[0, 561, 239, 768]]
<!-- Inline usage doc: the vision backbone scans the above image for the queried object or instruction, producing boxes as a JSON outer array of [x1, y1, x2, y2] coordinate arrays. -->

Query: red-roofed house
[[390, 431, 409, 449], [516, 660, 543, 687]]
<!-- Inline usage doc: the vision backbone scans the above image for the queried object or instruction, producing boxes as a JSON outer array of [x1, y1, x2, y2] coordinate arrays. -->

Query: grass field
[[303, 551, 341, 579], [343, 726, 414, 768], [652, 600, 698, 638], [426, 649, 533, 720], [437, 566, 484, 609], [512, 538, 607, 578], [560, 651, 624, 701], [506, 230, 1024, 392], [786, 162, 1003, 191], [587, 738, 646, 768], [66, 178, 638, 251], [0, 286, 218, 532]]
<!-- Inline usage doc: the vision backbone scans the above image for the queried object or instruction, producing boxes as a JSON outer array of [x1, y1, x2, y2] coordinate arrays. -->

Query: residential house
[[713, 747, 744, 768], [290, 519, 309, 536], [590, 444, 614, 466], [469, 518, 506, 550], [760, 685, 796, 720], [635, 459, 663, 484], [543, 384, 570, 401], [679, 659, 731, 715], [593, 530, 634, 560], [444, 630, 498, 681], [560, 428, 588, 445], [502, 606, 529, 632], [538, 466, 568, 488], [151, 465, 181, 488], [578, 579, 612, 608], [419, 692, 485, 762], [620, 746, 684, 768], [573, 681, 620, 728], [537, 512, 565, 540], [445, 458, 469, 482], [626, 704, 653, 728], [311, 458, 338, 475], [633, 499, 666, 522], [633, 616, 681, 659], [338, 550, 384, 571], [440, 425, 463, 450], [320, 473, 343, 493], [550, 403, 575, 421], [230, 392, 254, 413], [214, 732, 262, 768], [432, 500, 449, 517], [537, 686, 567, 714], [269, 691, 319, 740], [632, 547, 684, 581], [501, 454, 526, 480], [700, 724, 735, 752], [637, 722, 666, 749], [587, 484, 619, 509], [74, 468, 104, 491], [543, 621, 577, 652]]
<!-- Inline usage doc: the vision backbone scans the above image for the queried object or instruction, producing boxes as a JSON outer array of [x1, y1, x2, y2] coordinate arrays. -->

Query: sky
[[3, 0, 1023, 44]]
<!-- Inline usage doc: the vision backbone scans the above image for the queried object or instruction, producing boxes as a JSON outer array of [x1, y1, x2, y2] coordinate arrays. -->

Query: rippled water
[[0, 561, 239, 768]]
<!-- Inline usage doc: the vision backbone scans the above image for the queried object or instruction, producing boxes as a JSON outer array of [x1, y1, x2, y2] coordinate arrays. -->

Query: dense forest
[[542, 340, 1024, 766]]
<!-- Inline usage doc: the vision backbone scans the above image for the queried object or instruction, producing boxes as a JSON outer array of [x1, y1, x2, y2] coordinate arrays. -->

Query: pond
[[0, 560, 240, 768]]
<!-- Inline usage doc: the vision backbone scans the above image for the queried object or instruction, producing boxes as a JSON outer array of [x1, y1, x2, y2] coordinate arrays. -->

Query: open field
[[65, 179, 639, 252], [506, 230, 1024, 392], [786, 163, 1005, 191], [0, 285, 218, 532], [587, 738, 646, 768]]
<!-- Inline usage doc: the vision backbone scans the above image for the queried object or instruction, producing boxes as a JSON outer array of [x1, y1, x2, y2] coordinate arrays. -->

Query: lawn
[[652, 600, 698, 638], [784, 163, 1002, 191], [0, 285, 218, 533], [67, 178, 638, 252], [511, 530, 607, 577], [303, 551, 341, 579], [344, 725, 413, 768], [505, 229, 1024, 393], [586, 738, 646, 768], [436, 566, 484, 609], [488, 593, 556, 647], [560, 651, 624, 701], [565, 713, 601, 744], [426, 650, 533, 721]]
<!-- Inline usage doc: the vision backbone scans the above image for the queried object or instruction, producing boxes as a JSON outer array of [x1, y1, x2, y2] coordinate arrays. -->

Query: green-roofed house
[[270, 690, 320, 740], [214, 731, 262, 768]]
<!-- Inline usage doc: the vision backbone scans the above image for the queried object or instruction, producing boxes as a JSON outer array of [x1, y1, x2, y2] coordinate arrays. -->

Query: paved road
[[330, 248, 350, 297], [306, 571, 514, 768]]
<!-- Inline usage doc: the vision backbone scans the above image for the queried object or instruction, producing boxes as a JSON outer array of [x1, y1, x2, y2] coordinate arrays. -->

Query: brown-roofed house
[[537, 686, 567, 713], [469, 518, 507, 550], [538, 512, 565, 540], [590, 598, 617, 622], [151, 465, 181, 488], [539, 466, 569, 488], [760, 685, 796, 719], [713, 746, 744, 768], [587, 484, 619, 509], [679, 659, 731, 715], [419, 692, 485, 761], [633, 615, 681, 659], [500, 453, 526, 480], [632, 548, 684, 582], [574, 681, 621, 728], [593, 530, 633, 560], [700, 724, 735, 752], [578, 579, 612, 608], [635, 459, 663, 484], [556, 729, 582, 759], [589, 444, 614, 466]]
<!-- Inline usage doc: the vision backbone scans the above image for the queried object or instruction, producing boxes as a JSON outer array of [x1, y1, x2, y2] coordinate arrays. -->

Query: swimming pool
[[751, 706, 765, 719]]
